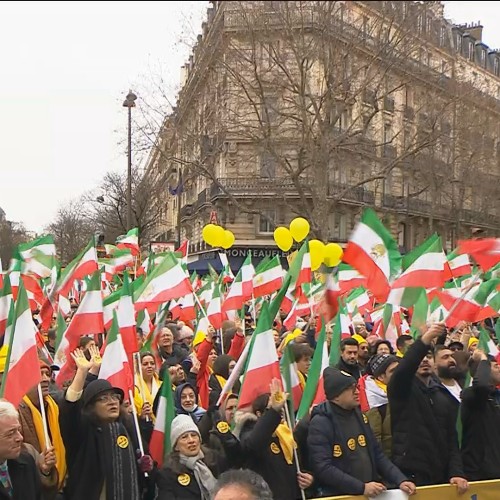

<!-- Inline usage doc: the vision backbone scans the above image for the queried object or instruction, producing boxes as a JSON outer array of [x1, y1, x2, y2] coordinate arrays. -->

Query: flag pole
[[37, 384, 52, 449], [193, 293, 209, 320], [444, 272, 482, 322], [283, 399, 306, 500], [128, 389, 148, 477]]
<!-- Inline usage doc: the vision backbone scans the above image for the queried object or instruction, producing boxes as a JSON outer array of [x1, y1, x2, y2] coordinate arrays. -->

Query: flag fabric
[[253, 256, 284, 298], [280, 344, 303, 411], [458, 239, 500, 271], [297, 323, 329, 420], [337, 264, 367, 293], [206, 282, 223, 329], [149, 369, 176, 467], [287, 241, 312, 292], [322, 273, 340, 322], [0, 282, 41, 407], [343, 208, 401, 301], [219, 253, 235, 284], [117, 273, 139, 361], [116, 228, 140, 256], [0, 276, 13, 344], [134, 252, 192, 310], [392, 235, 447, 290], [237, 302, 281, 409], [18, 235, 57, 279], [446, 251, 472, 279], [99, 311, 133, 398], [57, 239, 98, 297], [103, 288, 121, 331], [222, 254, 254, 312], [346, 287, 372, 315], [175, 240, 189, 258]]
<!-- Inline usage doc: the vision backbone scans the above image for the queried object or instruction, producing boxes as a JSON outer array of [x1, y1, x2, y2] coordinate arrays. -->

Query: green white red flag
[[458, 239, 500, 271], [343, 208, 401, 301], [222, 254, 254, 312], [280, 344, 303, 411], [116, 228, 140, 256], [0, 281, 41, 407], [253, 256, 284, 298], [117, 273, 139, 361], [206, 282, 223, 329]]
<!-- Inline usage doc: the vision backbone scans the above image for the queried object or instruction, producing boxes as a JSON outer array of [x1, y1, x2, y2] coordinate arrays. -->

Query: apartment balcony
[[210, 177, 298, 198], [328, 182, 375, 204], [180, 204, 193, 218]]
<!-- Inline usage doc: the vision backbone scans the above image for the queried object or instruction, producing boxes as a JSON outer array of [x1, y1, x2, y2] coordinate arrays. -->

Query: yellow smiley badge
[[217, 421, 230, 434], [178, 474, 191, 486], [358, 435, 366, 447], [116, 435, 129, 449], [270, 442, 281, 454], [347, 438, 356, 451], [333, 444, 343, 458], [363, 414, 368, 424]]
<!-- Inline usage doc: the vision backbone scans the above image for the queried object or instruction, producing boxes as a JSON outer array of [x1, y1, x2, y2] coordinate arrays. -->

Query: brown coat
[[365, 404, 393, 459]]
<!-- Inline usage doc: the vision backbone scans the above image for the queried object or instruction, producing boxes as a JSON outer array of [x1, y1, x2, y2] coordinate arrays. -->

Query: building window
[[259, 209, 276, 234], [328, 212, 348, 241], [480, 49, 486, 67], [425, 17, 431, 34], [456, 34, 462, 52], [383, 122, 393, 144], [417, 15, 422, 33], [402, 2, 408, 19], [439, 26, 446, 47], [261, 95, 278, 126], [468, 41, 475, 61], [494, 58, 500, 76], [260, 152, 277, 178]]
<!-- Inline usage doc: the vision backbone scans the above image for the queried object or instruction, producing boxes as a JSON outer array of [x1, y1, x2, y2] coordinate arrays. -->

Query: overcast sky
[[1, 1, 499, 233]]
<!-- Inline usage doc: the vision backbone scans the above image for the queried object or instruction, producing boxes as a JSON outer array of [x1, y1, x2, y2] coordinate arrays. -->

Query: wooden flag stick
[[128, 389, 148, 478], [37, 384, 52, 449]]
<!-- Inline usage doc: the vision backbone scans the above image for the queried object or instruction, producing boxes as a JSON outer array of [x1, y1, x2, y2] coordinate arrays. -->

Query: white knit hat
[[170, 414, 201, 448]]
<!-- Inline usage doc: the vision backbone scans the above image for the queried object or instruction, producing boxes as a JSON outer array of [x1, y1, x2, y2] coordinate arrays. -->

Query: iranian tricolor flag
[[0, 282, 41, 407], [207, 283, 223, 329], [392, 235, 447, 290], [149, 369, 176, 467], [343, 208, 401, 302], [253, 256, 284, 298], [18, 235, 57, 280], [134, 252, 192, 310], [322, 273, 340, 322], [280, 344, 303, 411], [64, 272, 104, 340], [222, 254, 254, 312], [297, 324, 329, 420], [99, 249, 134, 279], [103, 288, 121, 331], [346, 287, 372, 315], [136, 308, 153, 338], [116, 228, 140, 256], [0, 275, 13, 343], [219, 253, 234, 284], [237, 302, 281, 409], [283, 293, 310, 330], [117, 273, 139, 361], [478, 326, 500, 358], [473, 279, 500, 318], [99, 311, 133, 398], [458, 238, 500, 271], [337, 264, 366, 293], [58, 239, 98, 297], [329, 307, 349, 366], [179, 293, 196, 322], [446, 250, 472, 279]]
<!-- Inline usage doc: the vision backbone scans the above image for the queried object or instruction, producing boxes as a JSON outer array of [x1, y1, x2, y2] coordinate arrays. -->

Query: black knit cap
[[83, 379, 124, 407], [323, 367, 356, 400], [368, 354, 399, 378]]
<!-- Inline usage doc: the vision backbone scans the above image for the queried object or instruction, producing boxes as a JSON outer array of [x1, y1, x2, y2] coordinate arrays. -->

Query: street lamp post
[[123, 90, 137, 230]]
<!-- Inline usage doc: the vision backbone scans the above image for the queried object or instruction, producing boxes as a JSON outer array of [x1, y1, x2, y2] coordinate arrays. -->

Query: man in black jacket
[[336, 338, 362, 380], [388, 322, 468, 493], [461, 348, 500, 480], [0, 400, 42, 500], [307, 367, 415, 497]]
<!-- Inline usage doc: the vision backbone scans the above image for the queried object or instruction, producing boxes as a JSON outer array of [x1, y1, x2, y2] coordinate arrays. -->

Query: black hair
[[340, 338, 358, 351], [251, 393, 270, 415], [396, 334, 413, 350], [290, 343, 313, 362]]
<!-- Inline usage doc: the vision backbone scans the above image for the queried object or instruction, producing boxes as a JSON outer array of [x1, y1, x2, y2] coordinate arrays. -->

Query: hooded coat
[[174, 383, 206, 423]]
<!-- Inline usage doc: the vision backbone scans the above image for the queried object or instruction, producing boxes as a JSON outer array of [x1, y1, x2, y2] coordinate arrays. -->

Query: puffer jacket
[[307, 401, 406, 497], [388, 339, 464, 485]]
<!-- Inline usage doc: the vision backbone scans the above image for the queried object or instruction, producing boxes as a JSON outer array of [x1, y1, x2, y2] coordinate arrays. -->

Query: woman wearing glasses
[[59, 348, 153, 500]]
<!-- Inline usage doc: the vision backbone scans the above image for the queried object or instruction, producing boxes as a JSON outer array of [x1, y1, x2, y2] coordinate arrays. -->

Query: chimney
[[468, 22, 483, 42]]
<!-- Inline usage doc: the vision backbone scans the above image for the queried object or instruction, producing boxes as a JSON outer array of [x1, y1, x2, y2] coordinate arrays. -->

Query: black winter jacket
[[336, 358, 362, 380], [0, 452, 41, 500], [388, 339, 464, 485], [307, 401, 407, 496], [236, 409, 302, 500], [461, 360, 500, 480]]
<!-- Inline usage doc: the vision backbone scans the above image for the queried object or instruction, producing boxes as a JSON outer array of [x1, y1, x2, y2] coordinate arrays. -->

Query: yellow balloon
[[324, 242, 344, 267], [221, 230, 235, 249], [202, 224, 218, 246], [289, 217, 310, 242], [309, 239, 325, 271], [273, 227, 293, 252], [211, 225, 226, 247]]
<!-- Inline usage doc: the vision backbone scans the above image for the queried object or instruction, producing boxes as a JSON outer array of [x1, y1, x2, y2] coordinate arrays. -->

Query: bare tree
[[0, 220, 30, 268], [45, 200, 96, 265], [82, 168, 165, 245]]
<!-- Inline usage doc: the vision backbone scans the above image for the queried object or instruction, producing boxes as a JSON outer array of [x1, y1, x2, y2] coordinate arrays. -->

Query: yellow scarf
[[274, 423, 296, 465], [215, 374, 227, 391], [396, 350, 404, 358], [297, 371, 306, 391], [134, 375, 161, 418], [374, 379, 387, 394], [22, 395, 66, 489]]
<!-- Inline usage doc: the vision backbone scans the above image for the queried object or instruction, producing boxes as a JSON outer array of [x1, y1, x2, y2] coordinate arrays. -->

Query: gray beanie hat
[[170, 414, 201, 448]]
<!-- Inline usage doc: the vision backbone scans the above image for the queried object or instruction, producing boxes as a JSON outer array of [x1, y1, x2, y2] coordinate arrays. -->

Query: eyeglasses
[[95, 393, 121, 403]]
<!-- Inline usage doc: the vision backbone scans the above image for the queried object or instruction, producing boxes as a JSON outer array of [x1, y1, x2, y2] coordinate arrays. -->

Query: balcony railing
[[180, 204, 193, 218], [210, 177, 297, 197], [328, 182, 375, 204]]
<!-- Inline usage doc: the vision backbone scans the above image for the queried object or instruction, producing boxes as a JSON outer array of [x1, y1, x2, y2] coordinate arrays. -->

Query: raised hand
[[39, 446, 56, 475], [88, 344, 102, 374], [71, 348, 91, 371], [268, 378, 287, 413]]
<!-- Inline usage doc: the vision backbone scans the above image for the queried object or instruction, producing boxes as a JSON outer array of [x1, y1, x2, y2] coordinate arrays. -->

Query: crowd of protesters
[[1, 304, 500, 500]]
